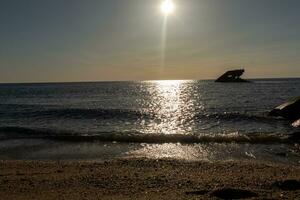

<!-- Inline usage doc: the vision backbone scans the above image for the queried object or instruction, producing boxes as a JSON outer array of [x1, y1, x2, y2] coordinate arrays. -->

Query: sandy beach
[[1, 159, 300, 199]]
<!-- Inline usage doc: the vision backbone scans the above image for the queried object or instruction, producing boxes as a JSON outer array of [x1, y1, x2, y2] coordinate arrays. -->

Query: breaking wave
[[0, 126, 294, 144], [193, 112, 281, 122]]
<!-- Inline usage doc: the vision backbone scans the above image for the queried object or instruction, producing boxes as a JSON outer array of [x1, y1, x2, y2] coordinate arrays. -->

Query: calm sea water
[[0, 79, 299, 163]]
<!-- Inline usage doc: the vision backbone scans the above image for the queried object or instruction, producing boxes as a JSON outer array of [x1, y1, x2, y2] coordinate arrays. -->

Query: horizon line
[[0, 77, 300, 85]]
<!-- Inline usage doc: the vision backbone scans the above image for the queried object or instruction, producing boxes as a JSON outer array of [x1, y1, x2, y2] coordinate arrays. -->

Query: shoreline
[[1, 158, 300, 199]]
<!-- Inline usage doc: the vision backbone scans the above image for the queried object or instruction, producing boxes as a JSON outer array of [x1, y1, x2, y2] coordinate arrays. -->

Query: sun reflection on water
[[153, 80, 183, 134], [129, 80, 208, 160], [126, 143, 211, 161], [140, 80, 197, 135]]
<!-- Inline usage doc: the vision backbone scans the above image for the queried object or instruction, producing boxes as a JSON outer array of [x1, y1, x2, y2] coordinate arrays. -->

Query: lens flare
[[160, 0, 175, 73], [161, 0, 175, 15]]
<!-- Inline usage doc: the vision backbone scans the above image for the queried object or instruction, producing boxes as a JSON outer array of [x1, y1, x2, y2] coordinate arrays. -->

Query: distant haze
[[0, 0, 300, 83]]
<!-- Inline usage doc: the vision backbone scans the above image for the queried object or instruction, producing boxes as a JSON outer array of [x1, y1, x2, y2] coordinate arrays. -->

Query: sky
[[0, 0, 300, 83]]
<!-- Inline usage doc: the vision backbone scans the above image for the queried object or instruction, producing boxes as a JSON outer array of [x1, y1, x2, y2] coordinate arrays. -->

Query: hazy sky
[[1, 0, 300, 82]]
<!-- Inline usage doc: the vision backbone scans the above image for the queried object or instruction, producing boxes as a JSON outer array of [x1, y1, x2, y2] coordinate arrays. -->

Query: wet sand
[[1, 159, 300, 199]]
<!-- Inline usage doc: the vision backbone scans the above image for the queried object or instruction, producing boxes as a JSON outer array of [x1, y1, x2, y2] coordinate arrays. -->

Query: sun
[[161, 0, 175, 15]]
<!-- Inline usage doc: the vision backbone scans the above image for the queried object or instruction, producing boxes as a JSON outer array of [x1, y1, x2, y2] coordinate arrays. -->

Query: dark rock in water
[[211, 188, 258, 199], [269, 97, 300, 121], [292, 119, 300, 128], [273, 180, 300, 191], [215, 69, 249, 83]]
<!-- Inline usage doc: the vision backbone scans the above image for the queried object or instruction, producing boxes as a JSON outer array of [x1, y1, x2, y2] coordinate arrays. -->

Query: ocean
[[0, 79, 299, 163]]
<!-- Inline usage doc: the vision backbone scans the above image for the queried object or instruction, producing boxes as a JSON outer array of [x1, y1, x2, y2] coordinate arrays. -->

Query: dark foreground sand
[[1, 159, 300, 199]]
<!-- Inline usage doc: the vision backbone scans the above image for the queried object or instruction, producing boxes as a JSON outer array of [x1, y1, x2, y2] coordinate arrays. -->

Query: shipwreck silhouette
[[215, 69, 249, 83]]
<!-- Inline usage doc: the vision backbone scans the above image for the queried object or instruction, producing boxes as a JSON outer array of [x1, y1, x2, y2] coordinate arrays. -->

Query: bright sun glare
[[161, 0, 175, 15]]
